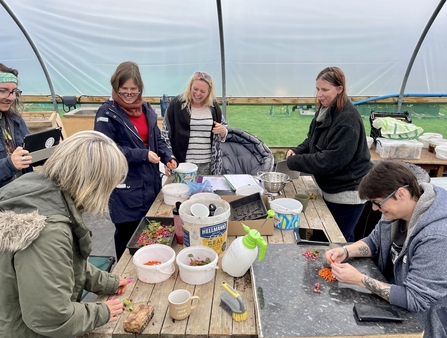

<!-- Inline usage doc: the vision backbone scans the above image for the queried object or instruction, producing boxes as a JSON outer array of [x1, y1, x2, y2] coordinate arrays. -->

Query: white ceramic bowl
[[176, 246, 218, 285], [190, 203, 209, 217], [161, 183, 189, 205]]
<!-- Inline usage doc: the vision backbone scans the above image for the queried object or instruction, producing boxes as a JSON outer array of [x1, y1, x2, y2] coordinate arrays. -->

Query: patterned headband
[[0, 72, 18, 84]]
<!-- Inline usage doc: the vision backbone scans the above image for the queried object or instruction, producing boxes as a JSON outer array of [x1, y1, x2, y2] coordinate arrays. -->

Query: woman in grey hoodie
[[325, 160, 447, 313]]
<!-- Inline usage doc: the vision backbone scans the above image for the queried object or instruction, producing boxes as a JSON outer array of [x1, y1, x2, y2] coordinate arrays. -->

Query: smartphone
[[294, 228, 330, 246], [353, 304, 404, 322]]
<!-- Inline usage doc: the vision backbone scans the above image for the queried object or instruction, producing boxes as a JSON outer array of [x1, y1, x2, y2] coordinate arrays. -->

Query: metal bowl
[[259, 172, 290, 193]]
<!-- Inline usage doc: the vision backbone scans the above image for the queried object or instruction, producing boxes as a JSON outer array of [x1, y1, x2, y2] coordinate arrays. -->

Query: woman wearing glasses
[[326, 161, 447, 313], [286, 67, 372, 242], [161, 71, 228, 175], [0, 63, 32, 188], [94, 61, 177, 260]]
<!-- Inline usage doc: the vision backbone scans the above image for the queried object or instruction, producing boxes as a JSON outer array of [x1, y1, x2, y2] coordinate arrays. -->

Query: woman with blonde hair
[[162, 71, 228, 175], [0, 130, 130, 337]]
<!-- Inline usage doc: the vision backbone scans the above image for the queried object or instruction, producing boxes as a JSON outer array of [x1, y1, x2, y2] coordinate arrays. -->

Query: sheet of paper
[[223, 174, 261, 190], [201, 176, 232, 191]]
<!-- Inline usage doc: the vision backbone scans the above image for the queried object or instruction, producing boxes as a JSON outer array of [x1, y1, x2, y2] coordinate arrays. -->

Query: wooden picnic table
[[85, 175, 344, 337], [370, 146, 447, 177]]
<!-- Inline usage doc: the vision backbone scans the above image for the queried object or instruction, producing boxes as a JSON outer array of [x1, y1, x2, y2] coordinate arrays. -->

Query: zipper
[[106, 108, 148, 150]]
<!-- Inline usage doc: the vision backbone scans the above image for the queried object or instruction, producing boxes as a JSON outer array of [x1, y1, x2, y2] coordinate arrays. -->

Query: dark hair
[[316, 66, 347, 112], [358, 161, 422, 200], [0, 63, 22, 116], [110, 61, 144, 96]]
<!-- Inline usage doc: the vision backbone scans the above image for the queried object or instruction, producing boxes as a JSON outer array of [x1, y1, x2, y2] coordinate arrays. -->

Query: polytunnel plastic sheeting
[[1, 0, 446, 97]]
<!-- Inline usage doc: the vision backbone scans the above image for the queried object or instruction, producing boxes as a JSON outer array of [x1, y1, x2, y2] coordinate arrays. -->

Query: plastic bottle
[[173, 201, 183, 244], [221, 224, 267, 277]]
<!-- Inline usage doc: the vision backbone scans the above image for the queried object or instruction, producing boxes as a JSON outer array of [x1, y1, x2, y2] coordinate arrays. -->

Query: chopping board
[[252, 244, 423, 337]]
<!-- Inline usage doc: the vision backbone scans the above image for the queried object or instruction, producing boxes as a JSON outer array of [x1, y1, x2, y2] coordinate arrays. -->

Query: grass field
[[225, 103, 447, 147]]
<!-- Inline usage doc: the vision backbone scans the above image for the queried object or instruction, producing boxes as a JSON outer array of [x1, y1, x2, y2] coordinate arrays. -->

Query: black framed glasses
[[371, 185, 409, 209], [118, 91, 140, 98], [0, 88, 22, 99]]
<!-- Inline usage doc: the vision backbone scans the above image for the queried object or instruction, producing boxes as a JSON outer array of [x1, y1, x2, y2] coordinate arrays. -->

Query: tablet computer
[[23, 127, 62, 163], [294, 228, 330, 245]]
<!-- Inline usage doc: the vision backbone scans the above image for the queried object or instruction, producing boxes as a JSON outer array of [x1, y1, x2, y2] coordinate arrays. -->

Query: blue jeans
[[323, 200, 365, 243]]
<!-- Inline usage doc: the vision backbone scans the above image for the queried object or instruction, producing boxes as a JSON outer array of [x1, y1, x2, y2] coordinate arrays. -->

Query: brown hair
[[0, 63, 23, 116], [110, 61, 144, 97], [316, 66, 348, 112], [358, 161, 422, 200]]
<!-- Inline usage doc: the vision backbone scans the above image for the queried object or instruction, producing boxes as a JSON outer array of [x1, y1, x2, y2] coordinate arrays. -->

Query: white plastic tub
[[176, 246, 218, 285], [133, 244, 176, 283], [435, 145, 447, 160], [162, 183, 189, 205], [418, 133, 443, 148], [366, 136, 374, 149]]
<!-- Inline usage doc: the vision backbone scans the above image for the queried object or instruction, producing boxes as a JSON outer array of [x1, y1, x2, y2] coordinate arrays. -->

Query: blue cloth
[[94, 99, 175, 224], [0, 113, 32, 188]]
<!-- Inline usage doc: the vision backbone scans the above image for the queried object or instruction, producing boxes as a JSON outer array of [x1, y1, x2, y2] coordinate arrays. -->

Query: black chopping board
[[252, 244, 423, 337]]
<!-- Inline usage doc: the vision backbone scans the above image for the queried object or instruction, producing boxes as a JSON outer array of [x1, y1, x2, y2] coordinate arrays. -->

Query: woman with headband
[[0, 63, 32, 188]]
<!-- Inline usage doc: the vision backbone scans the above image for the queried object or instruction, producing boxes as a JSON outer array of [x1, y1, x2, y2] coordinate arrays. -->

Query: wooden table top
[[370, 146, 447, 177], [85, 175, 345, 337]]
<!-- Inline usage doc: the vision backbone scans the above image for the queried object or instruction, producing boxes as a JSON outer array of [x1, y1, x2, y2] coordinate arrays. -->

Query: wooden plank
[[301, 176, 345, 243], [210, 269, 234, 338], [21, 95, 447, 105]]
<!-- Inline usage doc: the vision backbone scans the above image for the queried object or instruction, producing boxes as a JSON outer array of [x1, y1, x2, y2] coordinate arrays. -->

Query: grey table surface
[[252, 244, 423, 337]]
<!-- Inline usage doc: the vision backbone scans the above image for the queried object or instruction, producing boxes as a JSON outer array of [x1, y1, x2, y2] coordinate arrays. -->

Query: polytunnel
[[1, 0, 447, 145]]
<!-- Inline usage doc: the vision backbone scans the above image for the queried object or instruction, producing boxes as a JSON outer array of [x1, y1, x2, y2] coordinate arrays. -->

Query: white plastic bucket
[[418, 133, 443, 148], [190, 192, 221, 202], [435, 145, 447, 160], [176, 246, 219, 285], [270, 198, 303, 230], [179, 198, 231, 257], [173, 163, 198, 184], [161, 183, 189, 205], [133, 244, 176, 283]]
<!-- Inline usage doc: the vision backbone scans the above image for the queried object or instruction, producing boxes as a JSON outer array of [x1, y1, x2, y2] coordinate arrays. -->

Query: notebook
[[23, 127, 62, 163], [275, 160, 300, 180]]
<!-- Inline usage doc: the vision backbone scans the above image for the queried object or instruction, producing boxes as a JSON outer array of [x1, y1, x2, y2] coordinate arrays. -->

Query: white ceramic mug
[[168, 289, 200, 320]]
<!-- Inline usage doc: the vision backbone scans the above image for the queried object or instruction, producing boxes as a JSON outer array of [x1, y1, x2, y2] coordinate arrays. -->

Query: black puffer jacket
[[221, 128, 274, 175], [287, 101, 372, 193]]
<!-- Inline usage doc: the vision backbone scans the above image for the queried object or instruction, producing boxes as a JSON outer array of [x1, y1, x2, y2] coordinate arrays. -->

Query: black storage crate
[[126, 216, 175, 255], [229, 193, 268, 221]]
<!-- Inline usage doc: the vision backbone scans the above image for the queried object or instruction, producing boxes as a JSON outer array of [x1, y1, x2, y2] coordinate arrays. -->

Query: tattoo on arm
[[358, 245, 370, 256], [363, 276, 390, 301]]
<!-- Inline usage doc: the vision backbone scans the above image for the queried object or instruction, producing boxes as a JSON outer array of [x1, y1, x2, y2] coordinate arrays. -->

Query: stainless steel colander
[[258, 172, 290, 193]]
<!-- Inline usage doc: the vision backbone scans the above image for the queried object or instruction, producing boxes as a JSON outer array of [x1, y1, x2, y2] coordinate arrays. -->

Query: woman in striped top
[[162, 71, 228, 175]]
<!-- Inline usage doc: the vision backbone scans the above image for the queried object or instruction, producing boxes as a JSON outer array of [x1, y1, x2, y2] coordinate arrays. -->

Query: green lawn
[[225, 103, 447, 147]]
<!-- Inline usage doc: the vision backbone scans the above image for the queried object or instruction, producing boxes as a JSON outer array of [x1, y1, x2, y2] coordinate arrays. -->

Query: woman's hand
[[148, 151, 161, 164], [115, 276, 131, 295], [11, 146, 32, 170], [165, 159, 177, 176], [331, 262, 364, 287], [106, 298, 124, 322], [286, 149, 295, 158], [212, 121, 227, 138], [325, 246, 346, 264]]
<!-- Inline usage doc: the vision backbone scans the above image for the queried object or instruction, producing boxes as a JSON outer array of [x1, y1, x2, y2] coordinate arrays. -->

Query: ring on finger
[[22, 155, 26, 161]]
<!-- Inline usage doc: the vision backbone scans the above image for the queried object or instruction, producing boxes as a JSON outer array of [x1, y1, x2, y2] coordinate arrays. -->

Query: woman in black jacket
[[287, 67, 372, 241]]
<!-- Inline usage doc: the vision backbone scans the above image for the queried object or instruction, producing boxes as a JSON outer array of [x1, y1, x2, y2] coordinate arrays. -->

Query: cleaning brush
[[220, 282, 248, 322]]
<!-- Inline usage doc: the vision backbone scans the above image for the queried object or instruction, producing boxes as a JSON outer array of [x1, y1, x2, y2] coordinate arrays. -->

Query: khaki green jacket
[[0, 172, 119, 337]]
